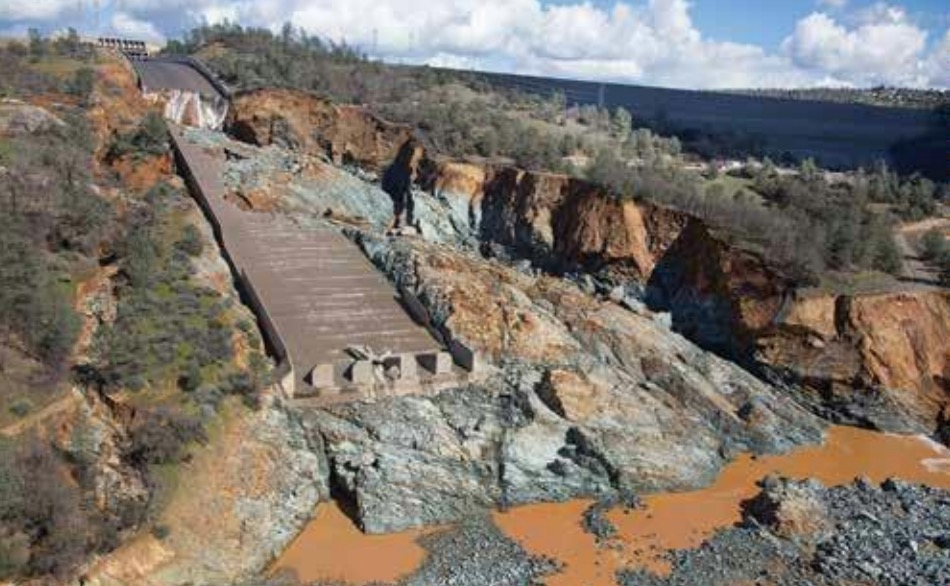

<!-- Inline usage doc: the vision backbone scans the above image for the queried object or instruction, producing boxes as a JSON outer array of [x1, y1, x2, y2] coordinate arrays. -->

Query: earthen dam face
[[132, 57, 476, 403]]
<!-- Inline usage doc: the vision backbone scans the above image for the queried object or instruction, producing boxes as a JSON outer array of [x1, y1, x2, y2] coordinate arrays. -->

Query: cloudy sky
[[2, 0, 948, 89]]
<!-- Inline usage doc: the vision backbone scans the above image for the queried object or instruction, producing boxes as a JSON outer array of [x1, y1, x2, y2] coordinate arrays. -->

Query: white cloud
[[110, 12, 165, 43], [1, 0, 947, 89], [782, 7, 930, 86], [0, 0, 73, 22]]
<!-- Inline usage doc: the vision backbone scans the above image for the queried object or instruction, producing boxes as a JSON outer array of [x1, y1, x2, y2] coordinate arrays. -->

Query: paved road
[[132, 60, 220, 97], [171, 126, 438, 392], [895, 216, 950, 286]]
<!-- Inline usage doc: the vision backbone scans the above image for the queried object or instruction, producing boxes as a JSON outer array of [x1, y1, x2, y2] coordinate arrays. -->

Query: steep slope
[[227, 87, 412, 170], [227, 87, 950, 440]]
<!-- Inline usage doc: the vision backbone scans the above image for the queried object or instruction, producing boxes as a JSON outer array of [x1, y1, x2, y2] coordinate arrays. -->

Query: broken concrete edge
[[398, 286, 430, 326], [397, 286, 446, 346], [448, 338, 482, 373], [418, 350, 453, 375], [382, 354, 419, 381], [308, 363, 335, 388], [290, 370, 484, 408], [169, 127, 297, 398], [349, 360, 376, 385], [294, 349, 493, 402]]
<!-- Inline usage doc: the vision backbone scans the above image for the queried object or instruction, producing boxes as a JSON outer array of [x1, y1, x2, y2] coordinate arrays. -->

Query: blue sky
[[2, 0, 948, 89], [692, 0, 948, 47]]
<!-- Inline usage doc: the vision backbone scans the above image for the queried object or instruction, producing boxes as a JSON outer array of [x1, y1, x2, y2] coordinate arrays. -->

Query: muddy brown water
[[270, 502, 431, 584], [271, 426, 950, 585]]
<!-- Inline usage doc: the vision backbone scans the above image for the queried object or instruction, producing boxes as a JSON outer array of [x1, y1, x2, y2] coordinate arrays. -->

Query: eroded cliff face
[[309, 233, 825, 532], [648, 219, 950, 434], [225, 89, 689, 278], [221, 89, 950, 441], [645, 220, 797, 360], [227, 88, 412, 170], [758, 290, 950, 432], [417, 153, 688, 279]]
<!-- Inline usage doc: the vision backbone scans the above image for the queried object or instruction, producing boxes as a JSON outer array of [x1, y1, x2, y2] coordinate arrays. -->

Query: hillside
[[0, 28, 948, 586], [724, 86, 950, 110], [179, 24, 948, 288]]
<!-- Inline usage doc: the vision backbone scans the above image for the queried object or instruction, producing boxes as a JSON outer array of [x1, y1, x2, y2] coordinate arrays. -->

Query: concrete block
[[278, 367, 296, 398], [383, 355, 418, 380], [309, 363, 335, 388], [419, 351, 453, 375], [349, 360, 375, 385], [449, 339, 481, 372]]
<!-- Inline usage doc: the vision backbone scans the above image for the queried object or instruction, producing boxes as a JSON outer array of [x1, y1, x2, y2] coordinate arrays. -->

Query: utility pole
[[598, 83, 605, 109]]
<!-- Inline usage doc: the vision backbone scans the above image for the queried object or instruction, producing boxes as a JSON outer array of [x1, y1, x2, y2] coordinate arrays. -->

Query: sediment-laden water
[[271, 426, 950, 585]]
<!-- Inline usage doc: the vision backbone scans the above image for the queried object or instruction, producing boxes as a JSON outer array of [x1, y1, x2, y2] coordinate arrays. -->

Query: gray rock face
[[291, 233, 825, 534], [301, 389, 505, 533], [168, 127, 835, 576]]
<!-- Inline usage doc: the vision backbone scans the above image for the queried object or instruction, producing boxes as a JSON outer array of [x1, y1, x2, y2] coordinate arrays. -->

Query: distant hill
[[720, 87, 949, 111], [460, 70, 947, 180]]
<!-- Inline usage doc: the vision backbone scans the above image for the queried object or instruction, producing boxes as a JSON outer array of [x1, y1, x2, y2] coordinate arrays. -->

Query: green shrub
[[0, 224, 82, 367], [127, 409, 207, 466], [921, 228, 948, 261], [106, 112, 169, 162], [66, 67, 95, 101], [151, 525, 171, 540], [176, 224, 204, 257], [93, 186, 236, 393], [8, 400, 33, 419]]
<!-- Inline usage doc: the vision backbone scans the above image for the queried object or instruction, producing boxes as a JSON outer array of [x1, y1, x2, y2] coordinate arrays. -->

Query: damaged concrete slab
[[170, 125, 445, 398]]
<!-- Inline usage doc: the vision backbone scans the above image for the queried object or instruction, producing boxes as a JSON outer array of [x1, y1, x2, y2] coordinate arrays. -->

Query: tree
[[67, 68, 95, 101], [546, 91, 566, 123], [799, 157, 820, 182], [921, 228, 948, 261], [873, 234, 903, 274], [612, 107, 632, 139], [27, 29, 45, 60], [668, 136, 682, 157], [52, 28, 81, 58]]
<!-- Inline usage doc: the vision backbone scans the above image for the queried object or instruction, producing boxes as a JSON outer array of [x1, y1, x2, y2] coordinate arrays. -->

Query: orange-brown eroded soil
[[494, 425, 950, 586], [270, 501, 432, 585], [271, 426, 950, 586]]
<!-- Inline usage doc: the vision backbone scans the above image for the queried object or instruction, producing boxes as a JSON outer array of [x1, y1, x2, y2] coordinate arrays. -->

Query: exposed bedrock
[[620, 477, 950, 586], [414, 150, 950, 438], [214, 90, 950, 536], [304, 234, 824, 533]]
